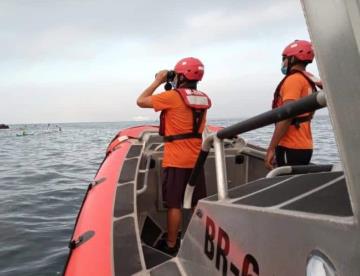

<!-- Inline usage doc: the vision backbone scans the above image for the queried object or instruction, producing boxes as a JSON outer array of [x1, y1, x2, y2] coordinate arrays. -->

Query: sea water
[[0, 116, 340, 275]]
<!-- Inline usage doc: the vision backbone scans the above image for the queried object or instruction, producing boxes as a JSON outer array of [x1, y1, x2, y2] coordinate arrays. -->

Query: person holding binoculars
[[137, 57, 211, 255]]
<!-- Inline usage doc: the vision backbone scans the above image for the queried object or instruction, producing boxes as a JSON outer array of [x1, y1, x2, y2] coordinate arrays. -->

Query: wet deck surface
[[142, 245, 172, 269], [282, 177, 352, 216], [205, 171, 353, 217]]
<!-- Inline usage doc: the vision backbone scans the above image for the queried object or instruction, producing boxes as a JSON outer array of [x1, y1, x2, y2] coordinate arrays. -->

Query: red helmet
[[174, 57, 204, 81], [282, 40, 314, 62]]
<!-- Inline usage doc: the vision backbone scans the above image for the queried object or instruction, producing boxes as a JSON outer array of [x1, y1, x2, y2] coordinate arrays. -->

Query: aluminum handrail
[[266, 164, 333, 178], [213, 136, 228, 201], [137, 155, 152, 195]]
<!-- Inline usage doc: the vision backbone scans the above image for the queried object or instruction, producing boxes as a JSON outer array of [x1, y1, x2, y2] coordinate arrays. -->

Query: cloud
[[184, 1, 300, 40], [0, 0, 317, 123], [0, 0, 304, 61], [114, 1, 306, 56]]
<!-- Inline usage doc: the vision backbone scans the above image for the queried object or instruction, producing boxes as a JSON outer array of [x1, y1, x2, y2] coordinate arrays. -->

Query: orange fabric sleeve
[[281, 74, 303, 102], [151, 90, 180, 112]]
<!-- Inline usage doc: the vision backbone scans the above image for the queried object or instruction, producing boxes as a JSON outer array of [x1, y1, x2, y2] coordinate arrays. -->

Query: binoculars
[[162, 70, 176, 91], [155, 70, 176, 90], [166, 70, 176, 82]]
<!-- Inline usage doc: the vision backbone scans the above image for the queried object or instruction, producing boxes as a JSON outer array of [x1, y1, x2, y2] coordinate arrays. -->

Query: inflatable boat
[[64, 0, 360, 274], [63, 124, 272, 275]]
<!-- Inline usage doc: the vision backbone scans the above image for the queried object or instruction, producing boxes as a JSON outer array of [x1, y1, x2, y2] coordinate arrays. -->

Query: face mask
[[281, 60, 288, 75]]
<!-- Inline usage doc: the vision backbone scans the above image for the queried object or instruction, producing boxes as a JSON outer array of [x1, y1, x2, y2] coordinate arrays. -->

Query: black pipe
[[217, 91, 325, 139], [291, 164, 333, 175], [188, 150, 210, 187]]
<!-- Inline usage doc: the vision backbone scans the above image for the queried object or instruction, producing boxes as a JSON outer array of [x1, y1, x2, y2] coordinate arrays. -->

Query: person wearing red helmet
[[137, 57, 211, 255], [265, 40, 323, 170]]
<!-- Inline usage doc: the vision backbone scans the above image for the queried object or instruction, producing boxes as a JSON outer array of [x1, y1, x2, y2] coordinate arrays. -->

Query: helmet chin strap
[[286, 56, 296, 75], [175, 75, 185, 88], [174, 74, 198, 89]]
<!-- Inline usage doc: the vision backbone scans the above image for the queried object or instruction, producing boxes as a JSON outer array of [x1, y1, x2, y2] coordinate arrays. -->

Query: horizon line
[[3, 113, 330, 125]]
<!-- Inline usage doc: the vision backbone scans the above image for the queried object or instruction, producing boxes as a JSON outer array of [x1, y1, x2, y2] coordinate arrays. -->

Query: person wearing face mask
[[137, 57, 211, 255], [265, 40, 323, 170]]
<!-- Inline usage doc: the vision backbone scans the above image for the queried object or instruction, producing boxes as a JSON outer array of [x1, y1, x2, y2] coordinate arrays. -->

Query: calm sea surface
[[0, 117, 340, 275]]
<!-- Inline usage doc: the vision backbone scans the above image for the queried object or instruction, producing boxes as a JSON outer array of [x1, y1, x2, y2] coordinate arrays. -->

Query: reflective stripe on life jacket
[[159, 89, 211, 142], [272, 70, 323, 128]]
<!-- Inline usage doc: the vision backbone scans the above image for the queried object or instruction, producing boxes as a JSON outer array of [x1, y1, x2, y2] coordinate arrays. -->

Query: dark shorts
[[275, 145, 313, 166], [161, 167, 207, 209]]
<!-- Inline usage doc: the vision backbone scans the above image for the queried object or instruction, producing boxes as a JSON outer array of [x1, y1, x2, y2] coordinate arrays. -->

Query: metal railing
[[137, 155, 152, 195], [183, 91, 327, 209], [266, 164, 333, 178]]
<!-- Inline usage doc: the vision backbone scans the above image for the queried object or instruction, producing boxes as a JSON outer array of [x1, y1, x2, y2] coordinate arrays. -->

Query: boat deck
[[112, 138, 352, 275], [204, 171, 352, 217]]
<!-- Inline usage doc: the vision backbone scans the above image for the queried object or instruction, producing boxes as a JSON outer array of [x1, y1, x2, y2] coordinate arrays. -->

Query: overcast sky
[[0, 0, 322, 124]]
